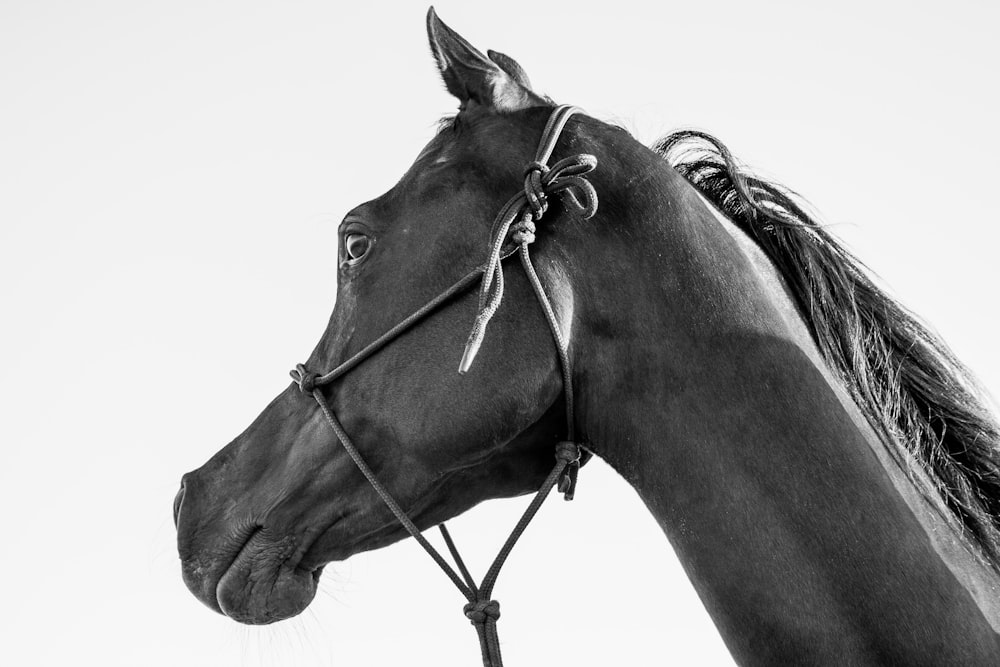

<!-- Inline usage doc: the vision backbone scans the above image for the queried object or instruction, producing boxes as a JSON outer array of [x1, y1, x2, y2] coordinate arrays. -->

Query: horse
[[175, 8, 1000, 664]]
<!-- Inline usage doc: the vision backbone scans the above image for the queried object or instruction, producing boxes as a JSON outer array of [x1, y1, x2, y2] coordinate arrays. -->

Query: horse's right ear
[[426, 7, 545, 112]]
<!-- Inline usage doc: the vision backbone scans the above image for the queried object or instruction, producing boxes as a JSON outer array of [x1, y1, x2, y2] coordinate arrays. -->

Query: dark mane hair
[[653, 129, 1000, 569]]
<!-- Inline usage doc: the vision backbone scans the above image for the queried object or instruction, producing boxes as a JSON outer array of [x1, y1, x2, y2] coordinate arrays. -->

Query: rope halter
[[289, 105, 596, 667]]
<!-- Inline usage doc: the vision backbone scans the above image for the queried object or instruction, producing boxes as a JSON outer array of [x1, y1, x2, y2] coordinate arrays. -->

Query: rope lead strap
[[289, 104, 597, 667]]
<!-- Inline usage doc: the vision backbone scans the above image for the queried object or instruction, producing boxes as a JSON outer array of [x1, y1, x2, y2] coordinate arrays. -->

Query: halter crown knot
[[522, 160, 551, 220], [463, 599, 501, 624], [290, 363, 318, 393], [519, 154, 599, 225]]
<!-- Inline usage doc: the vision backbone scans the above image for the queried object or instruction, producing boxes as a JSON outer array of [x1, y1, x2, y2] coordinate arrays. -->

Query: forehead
[[415, 108, 553, 177], [364, 106, 557, 222]]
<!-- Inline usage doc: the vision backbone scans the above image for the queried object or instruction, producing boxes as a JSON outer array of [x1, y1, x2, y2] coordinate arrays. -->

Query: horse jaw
[[175, 370, 565, 624]]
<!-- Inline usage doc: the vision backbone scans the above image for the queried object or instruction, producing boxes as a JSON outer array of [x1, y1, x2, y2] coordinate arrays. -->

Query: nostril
[[173, 481, 186, 528]]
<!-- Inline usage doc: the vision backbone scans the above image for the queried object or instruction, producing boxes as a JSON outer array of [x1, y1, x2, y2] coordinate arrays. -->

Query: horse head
[[174, 9, 615, 625]]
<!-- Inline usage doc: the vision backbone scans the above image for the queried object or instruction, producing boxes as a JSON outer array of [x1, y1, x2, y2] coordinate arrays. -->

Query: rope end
[[559, 460, 580, 501], [555, 441, 581, 500], [458, 335, 483, 374]]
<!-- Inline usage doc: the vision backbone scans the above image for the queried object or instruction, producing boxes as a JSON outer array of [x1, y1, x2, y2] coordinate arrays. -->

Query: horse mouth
[[213, 527, 321, 625]]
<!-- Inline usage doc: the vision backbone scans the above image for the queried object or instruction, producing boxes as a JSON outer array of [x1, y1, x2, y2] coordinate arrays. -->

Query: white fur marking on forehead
[[414, 144, 435, 164], [414, 140, 452, 167]]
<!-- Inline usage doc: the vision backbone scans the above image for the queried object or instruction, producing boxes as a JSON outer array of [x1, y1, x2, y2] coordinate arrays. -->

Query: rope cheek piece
[[289, 105, 597, 667]]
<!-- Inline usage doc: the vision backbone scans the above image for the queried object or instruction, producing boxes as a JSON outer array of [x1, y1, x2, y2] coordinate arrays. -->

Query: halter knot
[[522, 160, 550, 220], [510, 216, 536, 246], [290, 363, 318, 394], [463, 599, 501, 624], [554, 440, 581, 464]]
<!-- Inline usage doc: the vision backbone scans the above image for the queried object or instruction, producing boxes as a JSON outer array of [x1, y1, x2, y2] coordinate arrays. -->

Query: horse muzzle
[[175, 471, 320, 624]]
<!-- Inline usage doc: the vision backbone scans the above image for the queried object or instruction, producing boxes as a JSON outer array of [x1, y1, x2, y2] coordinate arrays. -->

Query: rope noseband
[[290, 105, 596, 667]]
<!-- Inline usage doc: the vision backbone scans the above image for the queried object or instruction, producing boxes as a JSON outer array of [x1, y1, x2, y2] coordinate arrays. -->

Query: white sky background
[[2, 1, 998, 665]]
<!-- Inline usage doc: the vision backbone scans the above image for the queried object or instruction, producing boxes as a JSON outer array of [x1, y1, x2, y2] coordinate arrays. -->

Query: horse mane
[[652, 129, 1000, 570]]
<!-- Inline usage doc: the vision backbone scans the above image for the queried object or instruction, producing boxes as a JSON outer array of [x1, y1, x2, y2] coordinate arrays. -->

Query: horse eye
[[345, 233, 371, 262]]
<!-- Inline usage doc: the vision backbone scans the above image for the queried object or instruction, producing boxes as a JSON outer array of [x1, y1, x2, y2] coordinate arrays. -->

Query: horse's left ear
[[426, 7, 546, 112]]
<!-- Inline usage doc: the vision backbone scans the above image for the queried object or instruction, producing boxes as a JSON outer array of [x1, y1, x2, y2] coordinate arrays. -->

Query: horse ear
[[487, 50, 533, 89], [426, 7, 544, 112]]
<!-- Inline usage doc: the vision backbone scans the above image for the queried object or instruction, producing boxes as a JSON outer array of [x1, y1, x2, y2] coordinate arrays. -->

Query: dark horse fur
[[176, 8, 1000, 664], [658, 130, 1000, 568]]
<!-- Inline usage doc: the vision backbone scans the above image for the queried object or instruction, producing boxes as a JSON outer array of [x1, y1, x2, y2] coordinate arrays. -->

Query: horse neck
[[558, 148, 1000, 663]]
